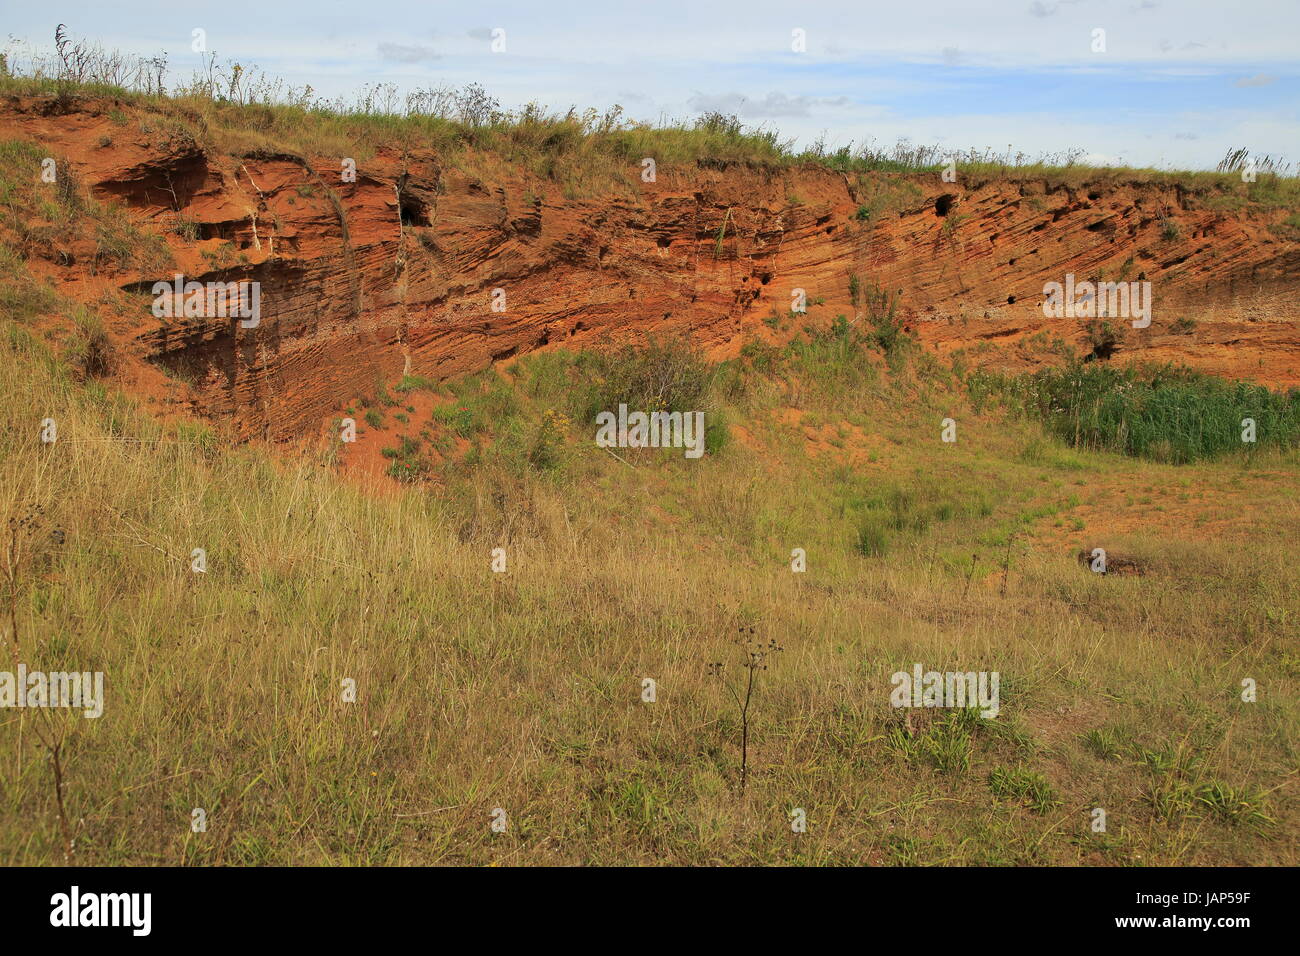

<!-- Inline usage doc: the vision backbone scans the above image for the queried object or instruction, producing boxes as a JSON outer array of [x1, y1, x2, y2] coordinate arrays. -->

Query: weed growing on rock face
[[862, 284, 908, 363], [167, 213, 200, 242], [851, 176, 925, 223], [714, 208, 732, 258], [395, 374, 439, 393], [1083, 319, 1120, 362], [1273, 212, 1300, 240]]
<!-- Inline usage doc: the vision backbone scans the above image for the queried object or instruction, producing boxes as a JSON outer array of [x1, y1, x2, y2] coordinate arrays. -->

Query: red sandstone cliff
[[3, 93, 1298, 444]]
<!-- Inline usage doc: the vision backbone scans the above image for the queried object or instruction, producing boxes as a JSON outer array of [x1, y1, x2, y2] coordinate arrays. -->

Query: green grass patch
[[972, 361, 1300, 463]]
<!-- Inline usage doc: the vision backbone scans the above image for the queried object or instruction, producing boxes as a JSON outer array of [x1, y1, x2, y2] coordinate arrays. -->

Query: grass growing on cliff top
[[1, 265, 1297, 864], [3, 26, 1300, 203]]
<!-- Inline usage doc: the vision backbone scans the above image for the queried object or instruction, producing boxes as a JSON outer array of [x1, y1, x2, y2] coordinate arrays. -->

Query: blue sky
[[6, 0, 1298, 169]]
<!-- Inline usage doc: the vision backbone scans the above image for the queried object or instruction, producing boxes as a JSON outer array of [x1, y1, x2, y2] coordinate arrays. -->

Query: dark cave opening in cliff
[[398, 192, 431, 227]]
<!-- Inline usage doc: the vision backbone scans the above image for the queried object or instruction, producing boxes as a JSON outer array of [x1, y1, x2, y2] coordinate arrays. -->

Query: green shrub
[[433, 403, 476, 436], [576, 336, 713, 423], [1083, 320, 1120, 360], [386, 457, 428, 482], [738, 340, 781, 376], [527, 409, 570, 470], [786, 313, 875, 392], [887, 709, 982, 773], [435, 371, 522, 437]]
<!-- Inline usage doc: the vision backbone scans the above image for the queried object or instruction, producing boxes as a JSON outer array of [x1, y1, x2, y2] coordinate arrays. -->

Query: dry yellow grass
[[1, 319, 1296, 865]]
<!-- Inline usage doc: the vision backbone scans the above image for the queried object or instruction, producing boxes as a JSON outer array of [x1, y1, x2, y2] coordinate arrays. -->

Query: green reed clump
[[973, 361, 1300, 463]]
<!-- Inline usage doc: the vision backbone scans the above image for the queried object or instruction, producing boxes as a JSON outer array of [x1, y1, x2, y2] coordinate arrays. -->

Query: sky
[[5, 0, 1298, 170]]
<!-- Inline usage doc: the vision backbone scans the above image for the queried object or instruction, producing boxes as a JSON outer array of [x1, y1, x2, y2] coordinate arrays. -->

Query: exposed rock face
[[4, 95, 1298, 443]]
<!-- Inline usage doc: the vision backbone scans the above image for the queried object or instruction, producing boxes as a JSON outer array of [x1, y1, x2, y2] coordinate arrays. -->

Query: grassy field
[[2, 269, 1297, 864], [0, 36, 1296, 865]]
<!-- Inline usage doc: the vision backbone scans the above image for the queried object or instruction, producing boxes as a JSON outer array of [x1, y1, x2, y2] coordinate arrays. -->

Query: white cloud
[[687, 91, 852, 119], [377, 42, 439, 63]]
